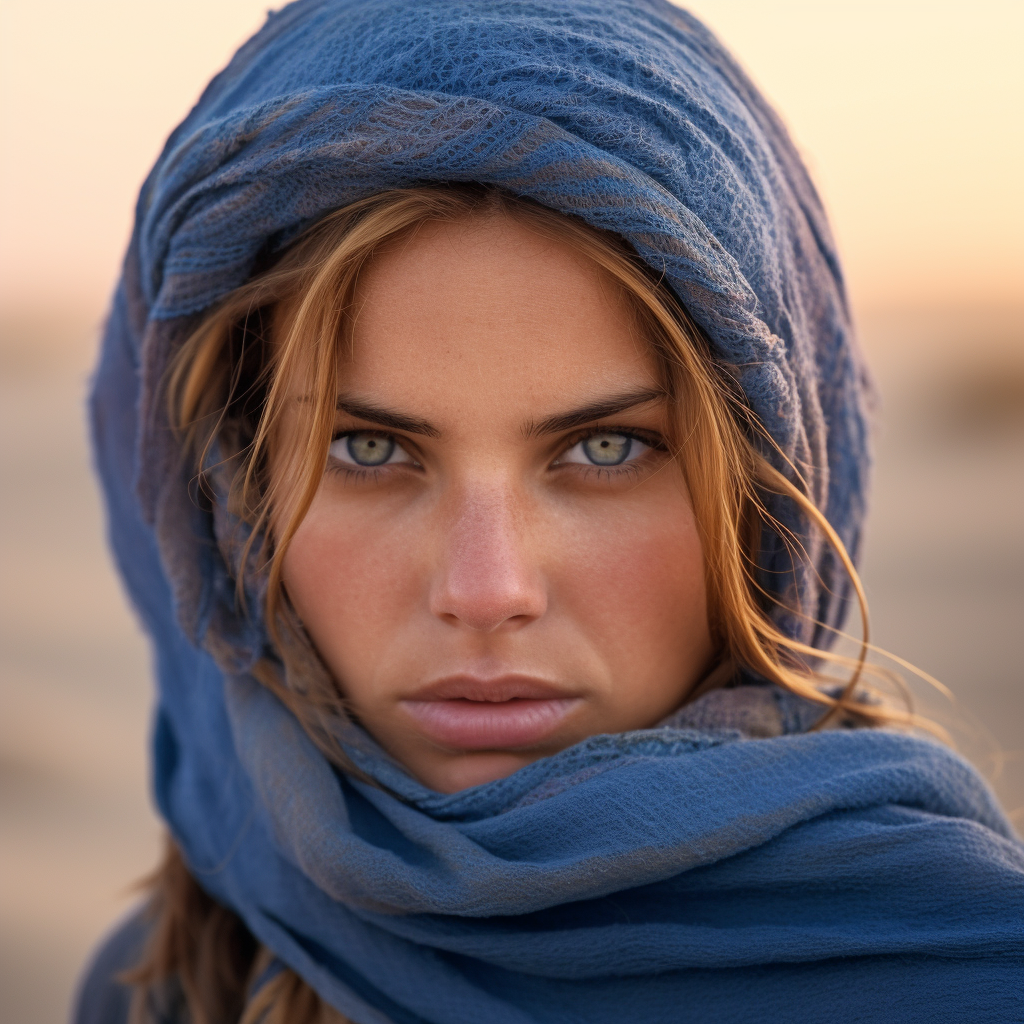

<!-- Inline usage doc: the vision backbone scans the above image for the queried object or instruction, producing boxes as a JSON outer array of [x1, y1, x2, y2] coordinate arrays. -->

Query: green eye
[[329, 431, 407, 468], [556, 431, 653, 470], [581, 433, 633, 466], [328, 430, 415, 473], [346, 433, 394, 465]]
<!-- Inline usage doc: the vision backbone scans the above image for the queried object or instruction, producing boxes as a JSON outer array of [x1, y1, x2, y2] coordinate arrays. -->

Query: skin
[[278, 212, 714, 793]]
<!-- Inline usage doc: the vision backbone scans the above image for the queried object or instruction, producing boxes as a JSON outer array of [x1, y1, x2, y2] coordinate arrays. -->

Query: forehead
[[344, 213, 660, 415]]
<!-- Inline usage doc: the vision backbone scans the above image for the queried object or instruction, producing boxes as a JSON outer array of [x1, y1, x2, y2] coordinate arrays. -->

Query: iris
[[582, 433, 633, 465], [345, 433, 394, 466]]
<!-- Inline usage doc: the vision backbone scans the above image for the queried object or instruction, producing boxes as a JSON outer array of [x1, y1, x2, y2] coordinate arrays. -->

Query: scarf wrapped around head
[[91, 1, 1023, 1021]]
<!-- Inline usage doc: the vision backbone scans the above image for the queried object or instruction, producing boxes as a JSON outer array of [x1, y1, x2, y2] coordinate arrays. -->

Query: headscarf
[[90, 1, 1023, 1021]]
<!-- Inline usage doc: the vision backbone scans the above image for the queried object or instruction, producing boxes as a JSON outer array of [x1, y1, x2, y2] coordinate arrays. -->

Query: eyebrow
[[335, 385, 666, 441], [336, 397, 442, 438], [524, 386, 667, 437]]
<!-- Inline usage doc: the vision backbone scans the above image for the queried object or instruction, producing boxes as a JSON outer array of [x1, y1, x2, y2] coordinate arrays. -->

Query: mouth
[[399, 675, 582, 750]]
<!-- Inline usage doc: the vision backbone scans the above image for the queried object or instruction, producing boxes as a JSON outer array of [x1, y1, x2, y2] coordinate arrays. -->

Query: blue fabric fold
[[88, 1, 1023, 1021]]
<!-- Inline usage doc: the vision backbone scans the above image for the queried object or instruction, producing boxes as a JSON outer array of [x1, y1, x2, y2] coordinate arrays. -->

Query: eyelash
[[325, 430, 412, 483], [555, 427, 667, 480], [325, 427, 668, 481], [326, 464, 390, 483]]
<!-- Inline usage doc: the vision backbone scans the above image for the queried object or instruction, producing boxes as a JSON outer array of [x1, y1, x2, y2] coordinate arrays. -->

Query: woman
[[74, 1, 1022, 1022]]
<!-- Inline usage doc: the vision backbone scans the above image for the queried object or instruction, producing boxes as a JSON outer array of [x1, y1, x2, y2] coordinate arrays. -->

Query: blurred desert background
[[1, 1, 1021, 1021]]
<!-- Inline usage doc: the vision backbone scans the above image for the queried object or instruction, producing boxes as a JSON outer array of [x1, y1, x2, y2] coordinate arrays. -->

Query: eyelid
[[329, 428, 423, 470], [556, 425, 667, 454], [332, 426, 395, 441], [331, 426, 422, 458], [328, 425, 667, 472]]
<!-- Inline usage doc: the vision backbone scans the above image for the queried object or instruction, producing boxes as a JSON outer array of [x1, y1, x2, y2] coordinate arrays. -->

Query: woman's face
[[279, 213, 713, 793]]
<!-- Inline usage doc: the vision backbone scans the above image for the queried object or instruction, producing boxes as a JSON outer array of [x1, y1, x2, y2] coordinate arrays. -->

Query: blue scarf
[[91, 1, 1023, 1021]]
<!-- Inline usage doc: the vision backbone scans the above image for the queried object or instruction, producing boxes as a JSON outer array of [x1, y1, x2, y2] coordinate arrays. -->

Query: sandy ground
[[1, 305, 1021, 1024]]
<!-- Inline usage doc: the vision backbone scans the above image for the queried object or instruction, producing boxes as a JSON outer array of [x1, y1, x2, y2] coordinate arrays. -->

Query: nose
[[429, 486, 547, 632]]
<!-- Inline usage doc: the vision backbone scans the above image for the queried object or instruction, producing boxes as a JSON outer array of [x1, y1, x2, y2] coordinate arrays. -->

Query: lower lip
[[399, 698, 581, 749]]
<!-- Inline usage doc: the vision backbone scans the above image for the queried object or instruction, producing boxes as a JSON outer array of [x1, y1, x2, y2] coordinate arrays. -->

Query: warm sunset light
[[1, 5, 1020, 1022], [1, 0, 1021, 316]]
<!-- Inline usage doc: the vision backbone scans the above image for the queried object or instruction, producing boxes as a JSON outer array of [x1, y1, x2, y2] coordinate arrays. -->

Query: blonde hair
[[134, 183, 922, 1022]]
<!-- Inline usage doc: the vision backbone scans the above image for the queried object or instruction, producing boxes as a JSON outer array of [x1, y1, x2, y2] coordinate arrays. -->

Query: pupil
[[584, 433, 631, 466]]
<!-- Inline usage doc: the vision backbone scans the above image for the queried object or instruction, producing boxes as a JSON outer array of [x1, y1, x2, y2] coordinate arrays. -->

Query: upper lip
[[403, 674, 576, 703]]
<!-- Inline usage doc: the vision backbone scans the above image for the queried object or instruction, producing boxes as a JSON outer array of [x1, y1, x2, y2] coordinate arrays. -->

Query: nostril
[[431, 565, 547, 631]]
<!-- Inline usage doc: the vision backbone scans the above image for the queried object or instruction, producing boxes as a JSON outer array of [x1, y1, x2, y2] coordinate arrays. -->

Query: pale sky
[[1, 0, 1021, 317]]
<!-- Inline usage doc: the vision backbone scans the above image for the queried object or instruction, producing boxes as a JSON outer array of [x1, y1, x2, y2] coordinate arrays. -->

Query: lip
[[399, 675, 582, 750]]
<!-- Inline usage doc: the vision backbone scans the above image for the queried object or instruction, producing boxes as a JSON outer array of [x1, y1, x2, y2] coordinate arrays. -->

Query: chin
[[418, 750, 539, 793]]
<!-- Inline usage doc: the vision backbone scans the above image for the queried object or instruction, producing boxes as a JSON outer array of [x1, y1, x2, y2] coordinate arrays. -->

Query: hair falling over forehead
[[172, 183, 926, 744]]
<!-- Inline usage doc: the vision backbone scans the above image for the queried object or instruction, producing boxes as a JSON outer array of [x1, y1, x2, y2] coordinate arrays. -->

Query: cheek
[[281, 492, 423, 681], [553, 495, 709, 669]]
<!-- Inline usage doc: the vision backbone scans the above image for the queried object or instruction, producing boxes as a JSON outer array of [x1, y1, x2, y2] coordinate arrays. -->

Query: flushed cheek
[[282, 478, 710, 735], [550, 502, 709, 697], [282, 497, 427, 680]]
